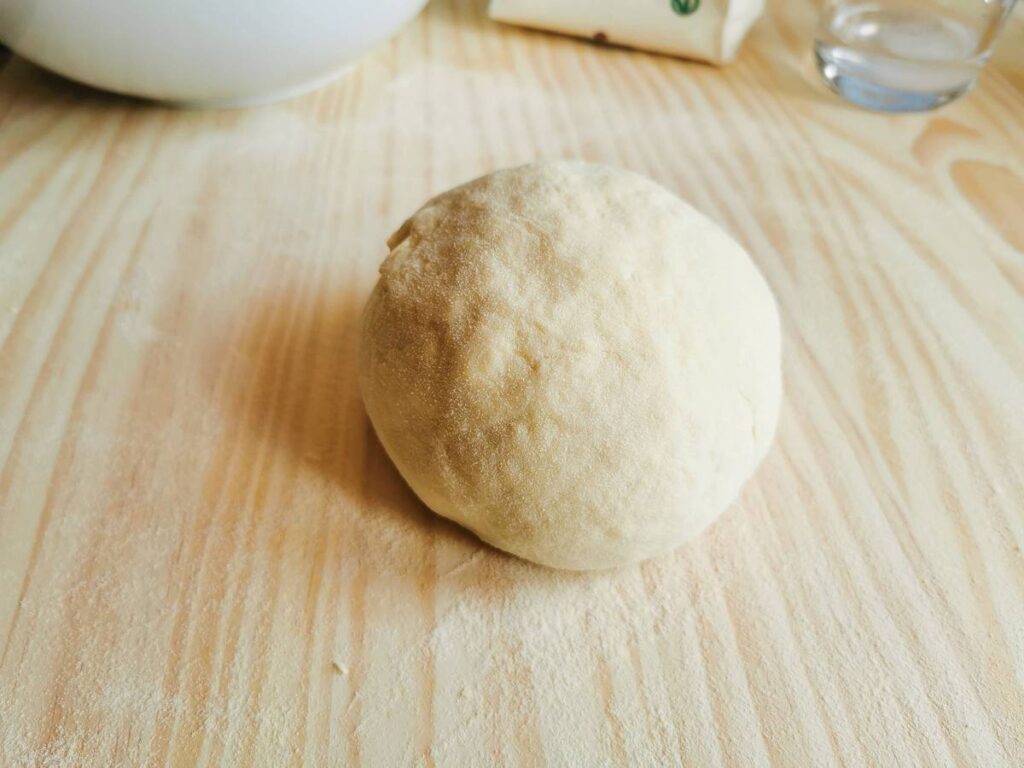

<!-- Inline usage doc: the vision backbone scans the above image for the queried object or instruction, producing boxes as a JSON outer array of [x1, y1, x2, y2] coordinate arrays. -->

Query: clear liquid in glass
[[815, 0, 1013, 111]]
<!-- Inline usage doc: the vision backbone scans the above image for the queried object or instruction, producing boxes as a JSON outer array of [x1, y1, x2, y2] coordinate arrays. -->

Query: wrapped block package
[[490, 0, 764, 65]]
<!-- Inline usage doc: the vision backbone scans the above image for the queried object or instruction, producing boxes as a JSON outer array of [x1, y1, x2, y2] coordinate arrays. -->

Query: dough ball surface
[[360, 162, 781, 570]]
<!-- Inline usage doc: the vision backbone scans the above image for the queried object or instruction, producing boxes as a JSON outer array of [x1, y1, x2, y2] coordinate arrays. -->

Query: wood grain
[[2, 1, 1023, 765]]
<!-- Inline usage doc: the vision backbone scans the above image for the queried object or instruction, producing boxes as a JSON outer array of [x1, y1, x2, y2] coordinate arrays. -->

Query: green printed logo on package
[[671, 0, 700, 14]]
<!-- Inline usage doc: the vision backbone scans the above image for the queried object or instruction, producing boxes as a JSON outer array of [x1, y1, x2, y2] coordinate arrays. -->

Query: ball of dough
[[359, 162, 781, 571]]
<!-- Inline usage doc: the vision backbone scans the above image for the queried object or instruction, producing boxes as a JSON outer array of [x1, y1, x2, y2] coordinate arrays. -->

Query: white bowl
[[0, 0, 429, 106]]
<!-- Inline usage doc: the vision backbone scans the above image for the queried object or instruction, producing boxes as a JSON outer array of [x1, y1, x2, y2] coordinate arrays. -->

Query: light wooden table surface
[[2, 1, 1023, 766]]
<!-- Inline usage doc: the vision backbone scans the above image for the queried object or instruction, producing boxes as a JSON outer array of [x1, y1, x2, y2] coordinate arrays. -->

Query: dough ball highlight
[[360, 162, 782, 570]]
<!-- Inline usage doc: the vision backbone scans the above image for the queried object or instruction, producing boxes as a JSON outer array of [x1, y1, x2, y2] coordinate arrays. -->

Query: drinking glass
[[815, 0, 1018, 111]]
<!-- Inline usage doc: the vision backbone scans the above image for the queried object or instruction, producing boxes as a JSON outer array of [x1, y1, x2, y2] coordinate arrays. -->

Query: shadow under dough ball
[[359, 161, 782, 571]]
